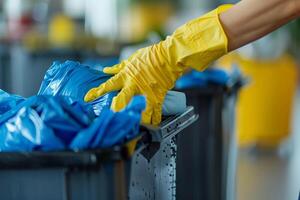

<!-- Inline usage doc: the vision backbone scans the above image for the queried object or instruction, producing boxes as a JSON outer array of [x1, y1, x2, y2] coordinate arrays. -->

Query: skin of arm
[[220, 0, 300, 51]]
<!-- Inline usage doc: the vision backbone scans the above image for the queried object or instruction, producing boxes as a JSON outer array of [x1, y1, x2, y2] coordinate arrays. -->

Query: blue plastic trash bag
[[0, 95, 145, 152], [0, 90, 25, 116], [38, 60, 112, 101], [38, 60, 118, 115], [70, 95, 146, 150], [175, 68, 230, 89], [39, 60, 186, 116], [0, 96, 93, 151]]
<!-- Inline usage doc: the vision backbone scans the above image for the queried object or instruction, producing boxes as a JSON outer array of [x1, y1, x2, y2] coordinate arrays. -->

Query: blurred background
[[0, 0, 299, 199]]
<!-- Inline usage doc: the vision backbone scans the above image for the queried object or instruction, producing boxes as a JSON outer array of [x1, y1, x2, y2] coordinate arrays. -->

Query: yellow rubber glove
[[85, 5, 232, 125]]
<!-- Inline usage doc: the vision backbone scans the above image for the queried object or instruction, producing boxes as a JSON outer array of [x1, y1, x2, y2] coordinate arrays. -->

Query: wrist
[[296, 0, 300, 16], [289, 0, 300, 17]]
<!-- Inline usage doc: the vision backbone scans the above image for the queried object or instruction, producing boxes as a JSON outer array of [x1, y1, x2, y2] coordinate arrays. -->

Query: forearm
[[220, 0, 300, 51]]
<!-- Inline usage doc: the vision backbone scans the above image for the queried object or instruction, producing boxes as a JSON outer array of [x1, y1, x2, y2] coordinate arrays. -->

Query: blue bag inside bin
[[0, 60, 146, 152], [70, 95, 145, 150], [0, 90, 25, 116], [0, 93, 145, 152], [175, 68, 230, 89], [38, 60, 115, 114]]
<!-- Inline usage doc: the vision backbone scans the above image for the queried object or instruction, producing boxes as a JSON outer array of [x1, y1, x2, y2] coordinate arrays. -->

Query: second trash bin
[[130, 106, 197, 200], [175, 69, 243, 200]]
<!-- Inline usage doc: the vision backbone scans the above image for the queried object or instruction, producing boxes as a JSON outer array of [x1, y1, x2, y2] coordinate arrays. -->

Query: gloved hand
[[85, 5, 231, 125]]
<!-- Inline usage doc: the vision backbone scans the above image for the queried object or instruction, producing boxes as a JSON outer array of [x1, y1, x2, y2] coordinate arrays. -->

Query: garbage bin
[[0, 106, 197, 200], [176, 81, 242, 200], [130, 106, 198, 200]]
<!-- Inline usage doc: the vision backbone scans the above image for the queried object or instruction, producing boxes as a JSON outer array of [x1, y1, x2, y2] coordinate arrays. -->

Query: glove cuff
[[164, 4, 233, 71]]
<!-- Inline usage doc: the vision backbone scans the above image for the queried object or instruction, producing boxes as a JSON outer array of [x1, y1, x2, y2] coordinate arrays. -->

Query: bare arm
[[220, 0, 300, 51]]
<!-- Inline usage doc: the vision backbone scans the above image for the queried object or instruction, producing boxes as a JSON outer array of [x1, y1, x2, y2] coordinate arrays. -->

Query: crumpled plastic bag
[[0, 94, 145, 152], [70, 95, 146, 150], [38, 60, 115, 115], [0, 90, 25, 116], [38, 60, 111, 101], [175, 68, 230, 89]]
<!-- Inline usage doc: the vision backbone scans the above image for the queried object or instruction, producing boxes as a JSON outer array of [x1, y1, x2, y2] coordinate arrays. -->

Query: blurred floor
[[237, 90, 300, 200]]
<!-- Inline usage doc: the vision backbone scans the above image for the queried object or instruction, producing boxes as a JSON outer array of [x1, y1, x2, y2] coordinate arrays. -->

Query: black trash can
[[0, 107, 197, 200], [176, 81, 242, 200], [0, 149, 132, 200], [130, 106, 198, 200]]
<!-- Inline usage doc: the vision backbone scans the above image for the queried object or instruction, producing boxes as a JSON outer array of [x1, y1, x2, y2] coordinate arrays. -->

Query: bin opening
[[0, 106, 198, 169]]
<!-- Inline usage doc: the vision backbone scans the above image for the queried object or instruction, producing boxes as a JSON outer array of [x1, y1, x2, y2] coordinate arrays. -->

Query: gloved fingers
[[141, 102, 154, 124], [84, 73, 123, 102], [151, 104, 162, 125], [111, 85, 136, 112], [84, 87, 101, 102], [103, 62, 126, 75]]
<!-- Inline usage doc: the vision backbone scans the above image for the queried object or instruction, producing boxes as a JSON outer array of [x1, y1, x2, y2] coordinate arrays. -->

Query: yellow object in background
[[49, 14, 75, 48], [120, 2, 174, 42], [22, 30, 48, 51], [218, 53, 298, 148]]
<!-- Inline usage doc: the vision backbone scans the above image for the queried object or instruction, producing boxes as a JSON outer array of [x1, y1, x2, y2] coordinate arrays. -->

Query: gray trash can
[[176, 80, 243, 200], [0, 107, 197, 200], [130, 106, 197, 200]]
